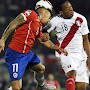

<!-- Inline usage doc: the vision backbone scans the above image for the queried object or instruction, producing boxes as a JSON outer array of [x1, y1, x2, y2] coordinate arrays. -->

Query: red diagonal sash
[[57, 17, 83, 54]]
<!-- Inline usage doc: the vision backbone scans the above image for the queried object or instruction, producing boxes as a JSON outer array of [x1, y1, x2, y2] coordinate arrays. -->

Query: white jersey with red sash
[[47, 12, 90, 84], [47, 11, 89, 60]]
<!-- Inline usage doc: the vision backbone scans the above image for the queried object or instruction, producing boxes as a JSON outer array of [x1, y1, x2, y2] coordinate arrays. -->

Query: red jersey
[[8, 9, 43, 54], [45, 80, 60, 90]]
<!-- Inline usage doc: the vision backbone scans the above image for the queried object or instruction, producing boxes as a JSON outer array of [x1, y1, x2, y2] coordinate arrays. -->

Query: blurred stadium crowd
[[0, 0, 90, 90]]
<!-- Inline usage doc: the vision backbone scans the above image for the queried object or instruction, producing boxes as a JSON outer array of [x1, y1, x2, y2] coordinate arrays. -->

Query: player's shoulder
[[52, 14, 62, 19], [22, 9, 37, 16], [23, 9, 34, 12], [22, 9, 39, 22], [74, 11, 87, 20], [51, 14, 62, 23]]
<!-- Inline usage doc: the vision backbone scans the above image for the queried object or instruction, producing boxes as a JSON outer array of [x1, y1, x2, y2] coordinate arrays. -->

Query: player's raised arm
[[37, 36, 68, 56], [1, 14, 25, 41], [0, 14, 25, 52]]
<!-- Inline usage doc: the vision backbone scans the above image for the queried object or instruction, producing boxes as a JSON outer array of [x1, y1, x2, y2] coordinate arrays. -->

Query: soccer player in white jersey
[[43, 0, 90, 90]]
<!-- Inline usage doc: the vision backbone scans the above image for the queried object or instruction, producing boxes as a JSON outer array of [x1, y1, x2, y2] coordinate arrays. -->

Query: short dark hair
[[54, 0, 69, 13]]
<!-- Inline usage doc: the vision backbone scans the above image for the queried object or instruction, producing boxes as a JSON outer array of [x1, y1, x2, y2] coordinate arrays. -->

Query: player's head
[[48, 74, 54, 81], [35, 0, 53, 24], [55, 0, 73, 19]]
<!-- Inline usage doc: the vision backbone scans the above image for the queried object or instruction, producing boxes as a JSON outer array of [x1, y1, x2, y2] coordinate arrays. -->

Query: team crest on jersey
[[13, 73, 18, 78], [76, 20, 82, 27], [75, 17, 83, 27]]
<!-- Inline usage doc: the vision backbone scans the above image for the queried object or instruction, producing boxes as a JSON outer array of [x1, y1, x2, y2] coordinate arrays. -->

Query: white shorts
[[76, 60, 89, 83], [58, 53, 89, 83]]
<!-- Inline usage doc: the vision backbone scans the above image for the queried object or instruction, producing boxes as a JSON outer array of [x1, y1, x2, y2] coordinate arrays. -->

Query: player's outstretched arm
[[37, 38, 68, 56], [0, 14, 25, 52], [83, 34, 90, 70], [40, 32, 50, 42]]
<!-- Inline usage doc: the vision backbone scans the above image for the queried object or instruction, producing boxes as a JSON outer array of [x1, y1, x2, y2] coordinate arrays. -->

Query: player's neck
[[62, 15, 72, 19]]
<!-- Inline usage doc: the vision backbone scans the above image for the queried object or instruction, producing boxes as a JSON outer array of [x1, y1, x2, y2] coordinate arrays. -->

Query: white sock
[[8, 86, 12, 90]]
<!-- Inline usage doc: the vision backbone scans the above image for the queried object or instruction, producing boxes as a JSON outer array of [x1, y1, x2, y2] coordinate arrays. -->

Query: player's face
[[60, 1, 73, 19], [40, 10, 51, 24], [48, 74, 54, 80]]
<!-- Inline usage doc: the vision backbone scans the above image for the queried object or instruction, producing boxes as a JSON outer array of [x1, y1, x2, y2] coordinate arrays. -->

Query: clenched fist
[[41, 32, 50, 42]]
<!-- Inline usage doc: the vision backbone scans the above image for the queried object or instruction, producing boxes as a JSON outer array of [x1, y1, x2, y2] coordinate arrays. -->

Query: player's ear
[[59, 11, 63, 15]]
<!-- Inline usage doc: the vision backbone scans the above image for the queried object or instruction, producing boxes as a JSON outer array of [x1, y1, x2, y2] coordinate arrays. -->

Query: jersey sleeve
[[55, 81, 60, 86], [21, 9, 38, 23], [81, 17, 89, 35], [35, 25, 43, 38], [43, 17, 57, 33], [37, 31, 43, 38]]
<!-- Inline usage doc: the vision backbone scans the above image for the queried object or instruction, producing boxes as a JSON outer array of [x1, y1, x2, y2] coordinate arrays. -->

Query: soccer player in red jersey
[[45, 74, 61, 90], [0, 0, 68, 90]]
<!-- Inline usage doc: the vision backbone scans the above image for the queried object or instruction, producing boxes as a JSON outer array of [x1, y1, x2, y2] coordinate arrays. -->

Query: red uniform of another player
[[9, 9, 43, 54], [45, 80, 60, 90], [45, 74, 61, 90]]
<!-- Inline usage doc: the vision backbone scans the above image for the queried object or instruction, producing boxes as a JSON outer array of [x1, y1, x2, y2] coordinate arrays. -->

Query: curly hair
[[54, 0, 70, 13]]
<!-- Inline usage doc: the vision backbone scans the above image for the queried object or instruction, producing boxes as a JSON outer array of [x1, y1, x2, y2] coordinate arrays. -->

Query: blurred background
[[0, 0, 90, 90]]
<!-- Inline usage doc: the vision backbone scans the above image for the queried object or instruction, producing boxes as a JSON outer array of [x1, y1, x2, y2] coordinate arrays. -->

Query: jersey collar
[[37, 12, 40, 17], [36, 12, 40, 21]]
